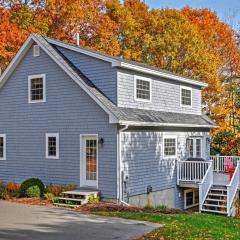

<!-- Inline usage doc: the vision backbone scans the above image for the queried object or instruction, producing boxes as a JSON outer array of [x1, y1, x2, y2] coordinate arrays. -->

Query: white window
[[0, 134, 6, 160], [180, 86, 192, 107], [163, 136, 177, 158], [33, 45, 40, 57], [184, 189, 199, 209], [46, 133, 59, 159], [134, 76, 152, 102], [28, 74, 46, 103], [187, 138, 202, 158]]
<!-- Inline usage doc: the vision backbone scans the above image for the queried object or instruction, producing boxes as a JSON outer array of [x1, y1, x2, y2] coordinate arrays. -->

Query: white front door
[[80, 135, 98, 187]]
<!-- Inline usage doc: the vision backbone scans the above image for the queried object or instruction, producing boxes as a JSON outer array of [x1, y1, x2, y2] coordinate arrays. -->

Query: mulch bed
[[78, 202, 187, 214], [0, 198, 53, 207]]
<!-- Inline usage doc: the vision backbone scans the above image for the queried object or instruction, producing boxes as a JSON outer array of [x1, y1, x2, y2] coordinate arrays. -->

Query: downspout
[[118, 124, 130, 206]]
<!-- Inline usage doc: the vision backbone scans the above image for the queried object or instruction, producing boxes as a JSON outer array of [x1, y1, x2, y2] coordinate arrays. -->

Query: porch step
[[55, 188, 100, 208], [207, 193, 227, 197], [203, 203, 227, 208], [201, 208, 228, 215], [205, 198, 227, 203]]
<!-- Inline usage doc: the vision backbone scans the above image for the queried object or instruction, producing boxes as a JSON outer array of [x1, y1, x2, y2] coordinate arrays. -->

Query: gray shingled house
[[0, 34, 239, 216]]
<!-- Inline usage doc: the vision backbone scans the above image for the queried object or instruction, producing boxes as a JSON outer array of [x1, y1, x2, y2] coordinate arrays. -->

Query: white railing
[[177, 161, 211, 184], [199, 161, 213, 211], [210, 155, 240, 172], [227, 162, 240, 216]]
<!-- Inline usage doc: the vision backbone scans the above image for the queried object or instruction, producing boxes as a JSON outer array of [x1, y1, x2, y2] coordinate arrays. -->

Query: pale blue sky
[[145, 0, 240, 29]]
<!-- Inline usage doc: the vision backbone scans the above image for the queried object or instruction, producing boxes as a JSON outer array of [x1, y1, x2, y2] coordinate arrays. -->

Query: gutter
[[118, 125, 130, 206]]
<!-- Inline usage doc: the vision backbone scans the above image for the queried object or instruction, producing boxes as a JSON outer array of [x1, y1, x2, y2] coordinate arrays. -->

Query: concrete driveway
[[0, 201, 159, 240]]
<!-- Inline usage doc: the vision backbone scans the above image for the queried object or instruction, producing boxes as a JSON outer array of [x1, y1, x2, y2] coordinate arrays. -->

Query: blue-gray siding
[[121, 130, 210, 208], [0, 44, 118, 199], [55, 46, 118, 104], [117, 70, 202, 115]]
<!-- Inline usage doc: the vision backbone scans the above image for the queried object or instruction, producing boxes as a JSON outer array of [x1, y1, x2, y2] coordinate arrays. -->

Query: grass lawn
[[94, 211, 240, 240]]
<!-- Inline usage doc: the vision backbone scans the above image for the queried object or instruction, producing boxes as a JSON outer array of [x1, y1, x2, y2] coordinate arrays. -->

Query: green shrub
[[26, 186, 41, 198], [0, 186, 8, 199], [88, 194, 100, 204], [19, 178, 45, 197], [44, 193, 58, 203]]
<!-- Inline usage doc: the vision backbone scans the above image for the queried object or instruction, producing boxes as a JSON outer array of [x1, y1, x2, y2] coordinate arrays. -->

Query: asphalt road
[[0, 201, 160, 240]]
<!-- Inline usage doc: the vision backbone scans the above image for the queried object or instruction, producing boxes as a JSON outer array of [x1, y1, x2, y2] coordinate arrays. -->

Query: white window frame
[[163, 135, 177, 159], [134, 75, 152, 102], [46, 133, 59, 159], [28, 74, 46, 103], [187, 137, 203, 158], [184, 189, 199, 209], [0, 134, 6, 161], [180, 86, 192, 108], [33, 45, 40, 57]]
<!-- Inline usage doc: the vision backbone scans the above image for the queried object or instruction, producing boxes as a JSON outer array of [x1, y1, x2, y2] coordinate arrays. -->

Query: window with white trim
[[187, 138, 202, 158], [28, 74, 46, 103], [0, 134, 6, 160], [134, 76, 151, 102], [46, 133, 59, 159], [184, 189, 199, 209], [180, 86, 192, 107], [33, 45, 40, 57], [163, 136, 177, 158]]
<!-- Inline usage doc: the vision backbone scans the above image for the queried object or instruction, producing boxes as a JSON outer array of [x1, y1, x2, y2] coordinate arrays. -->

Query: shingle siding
[[117, 70, 202, 115], [0, 44, 118, 199], [55, 46, 118, 104], [121, 129, 210, 208]]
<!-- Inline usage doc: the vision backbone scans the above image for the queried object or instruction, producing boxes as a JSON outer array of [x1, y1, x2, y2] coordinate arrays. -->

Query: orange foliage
[[6, 181, 20, 193]]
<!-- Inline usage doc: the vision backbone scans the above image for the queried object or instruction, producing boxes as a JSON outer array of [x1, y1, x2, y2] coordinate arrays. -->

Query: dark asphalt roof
[[37, 35, 217, 128]]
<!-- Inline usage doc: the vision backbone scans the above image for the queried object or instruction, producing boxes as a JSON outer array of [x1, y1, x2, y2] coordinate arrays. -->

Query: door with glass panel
[[188, 138, 203, 158], [80, 135, 98, 187]]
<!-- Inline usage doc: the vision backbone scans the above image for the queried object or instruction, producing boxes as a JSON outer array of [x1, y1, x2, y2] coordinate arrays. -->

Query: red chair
[[224, 158, 235, 180]]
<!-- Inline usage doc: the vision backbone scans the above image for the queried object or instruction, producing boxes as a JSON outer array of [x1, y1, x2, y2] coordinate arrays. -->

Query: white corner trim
[[162, 135, 178, 159], [28, 74, 46, 103], [180, 86, 193, 108], [45, 133, 59, 159], [0, 134, 6, 161], [134, 75, 152, 103]]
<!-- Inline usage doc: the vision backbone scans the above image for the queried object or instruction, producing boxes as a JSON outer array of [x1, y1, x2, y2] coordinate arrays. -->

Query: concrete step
[[54, 203, 79, 208], [58, 197, 87, 203]]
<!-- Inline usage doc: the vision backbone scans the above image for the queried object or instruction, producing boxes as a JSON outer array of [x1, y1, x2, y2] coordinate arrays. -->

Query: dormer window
[[180, 86, 192, 107], [28, 74, 46, 103], [33, 45, 40, 57], [134, 76, 152, 102]]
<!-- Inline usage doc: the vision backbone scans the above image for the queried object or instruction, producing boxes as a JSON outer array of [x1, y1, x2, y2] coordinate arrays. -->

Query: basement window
[[46, 133, 59, 159], [184, 189, 199, 209]]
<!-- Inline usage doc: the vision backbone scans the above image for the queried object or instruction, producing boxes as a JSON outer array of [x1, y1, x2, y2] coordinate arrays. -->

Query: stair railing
[[227, 162, 240, 216], [199, 161, 213, 211]]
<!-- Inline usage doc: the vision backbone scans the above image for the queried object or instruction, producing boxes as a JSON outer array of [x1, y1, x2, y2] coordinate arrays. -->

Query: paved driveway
[[0, 201, 159, 240]]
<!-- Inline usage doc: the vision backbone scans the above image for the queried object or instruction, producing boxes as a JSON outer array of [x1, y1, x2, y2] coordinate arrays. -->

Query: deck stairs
[[201, 185, 228, 215], [54, 188, 99, 208]]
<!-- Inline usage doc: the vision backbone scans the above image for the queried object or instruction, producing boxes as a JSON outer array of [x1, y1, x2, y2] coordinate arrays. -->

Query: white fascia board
[[0, 36, 33, 88], [119, 120, 218, 128], [113, 62, 208, 88], [31, 35, 119, 124]]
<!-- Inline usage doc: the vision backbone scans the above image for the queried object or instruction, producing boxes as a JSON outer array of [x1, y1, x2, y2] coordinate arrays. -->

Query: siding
[[55, 46, 118, 104], [118, 70, 202, 115], [0, 44, 118, 199], [121, 129, 210, 208]]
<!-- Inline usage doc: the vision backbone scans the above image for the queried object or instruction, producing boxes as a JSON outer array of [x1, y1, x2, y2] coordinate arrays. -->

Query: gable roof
[[46, 37, 207, 88], [0, 34, 217, 128]]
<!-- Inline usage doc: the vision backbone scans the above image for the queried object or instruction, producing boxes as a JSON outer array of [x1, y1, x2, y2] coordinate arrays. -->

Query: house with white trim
[[0, 34, 239, 215]]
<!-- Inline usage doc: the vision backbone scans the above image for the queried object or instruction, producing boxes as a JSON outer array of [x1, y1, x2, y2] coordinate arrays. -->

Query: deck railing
[[227, 162, 240, 216], [199, 161, 213, 211], [210, 156, 240, 172], [177, 161, 211, 184]]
